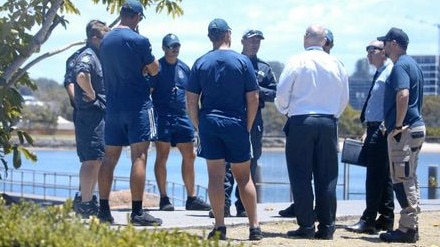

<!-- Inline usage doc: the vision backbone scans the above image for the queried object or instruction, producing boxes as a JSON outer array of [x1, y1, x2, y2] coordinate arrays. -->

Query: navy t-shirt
[[151, 57, 190, 115], [73, 45, 105, 111], [187, 49, 258, 119], [100, 28, 155, 112], [383, 54, 424, 130]]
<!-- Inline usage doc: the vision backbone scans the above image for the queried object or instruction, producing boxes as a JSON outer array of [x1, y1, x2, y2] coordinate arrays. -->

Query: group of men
[[64, 0, 425, 243]]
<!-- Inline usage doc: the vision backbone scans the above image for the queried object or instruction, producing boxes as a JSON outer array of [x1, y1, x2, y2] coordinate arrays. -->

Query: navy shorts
[[105, 106, 157, 146], [198, 114, 251, 163], [74, 109, 105, 162], [156, 114, 195, 147]]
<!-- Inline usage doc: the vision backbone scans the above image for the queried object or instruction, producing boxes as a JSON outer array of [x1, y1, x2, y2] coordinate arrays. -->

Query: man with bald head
[[346, 40, 394, 234], [275, 24, 349, 240]]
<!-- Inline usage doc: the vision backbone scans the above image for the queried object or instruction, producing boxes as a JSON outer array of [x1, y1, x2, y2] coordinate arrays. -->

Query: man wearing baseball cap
[[215, 28, 277, 219], [377, 27, 425, 243], [186, 18, 263, 241], [97, 0, 162, 226], [151, 33, 211, 212]]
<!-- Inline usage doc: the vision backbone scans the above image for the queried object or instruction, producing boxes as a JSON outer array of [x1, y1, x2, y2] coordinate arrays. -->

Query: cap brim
[[377, 36, 387, 41]]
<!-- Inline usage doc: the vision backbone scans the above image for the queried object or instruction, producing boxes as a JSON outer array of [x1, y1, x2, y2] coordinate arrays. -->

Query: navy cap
[[121, 0, 145, 17], [377, 27, 409, 47], [208, 18, 231, 34], [242, 29, 264, 39], [324, 29, 334, 44], [162, 33, 180, 47]]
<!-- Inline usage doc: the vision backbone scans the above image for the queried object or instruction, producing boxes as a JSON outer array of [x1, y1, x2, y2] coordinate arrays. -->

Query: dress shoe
[[278, 203, 295, 217], [375, 216, 394, 232], [286, 226, 315, 239], [345, 219, 376, 234], [380, 229, 419, 243], [315, 224, 335, 240]]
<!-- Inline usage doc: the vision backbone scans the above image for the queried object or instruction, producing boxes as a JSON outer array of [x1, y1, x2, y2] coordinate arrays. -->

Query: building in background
[[349, 55, 440, 110]]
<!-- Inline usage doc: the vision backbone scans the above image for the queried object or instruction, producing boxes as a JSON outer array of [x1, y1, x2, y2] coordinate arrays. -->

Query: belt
[[366, 121, 382, 128], [290, 114, 335, 119]]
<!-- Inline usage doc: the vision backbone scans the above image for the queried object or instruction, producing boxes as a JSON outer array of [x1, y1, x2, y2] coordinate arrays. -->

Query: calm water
[[2, 148, 439, 203]]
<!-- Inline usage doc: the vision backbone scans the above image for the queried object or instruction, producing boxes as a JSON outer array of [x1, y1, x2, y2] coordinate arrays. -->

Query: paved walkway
[[110, 199, 440, 229]]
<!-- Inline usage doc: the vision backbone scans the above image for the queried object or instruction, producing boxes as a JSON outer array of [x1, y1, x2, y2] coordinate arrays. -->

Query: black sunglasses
[[366, 45, 383, 52]]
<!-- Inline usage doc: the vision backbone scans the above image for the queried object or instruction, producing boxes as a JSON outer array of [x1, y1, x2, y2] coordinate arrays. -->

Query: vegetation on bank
[[0, 198, 237, 247]]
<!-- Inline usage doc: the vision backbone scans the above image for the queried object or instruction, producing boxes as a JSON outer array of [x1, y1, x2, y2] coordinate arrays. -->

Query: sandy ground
[[182, 211, 440, 247]]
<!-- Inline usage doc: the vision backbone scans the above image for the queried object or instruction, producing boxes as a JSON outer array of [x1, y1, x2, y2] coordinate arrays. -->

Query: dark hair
[[208, 31, 228, 43], [120, 7, 138, 19], [86, 20, 107, 40]]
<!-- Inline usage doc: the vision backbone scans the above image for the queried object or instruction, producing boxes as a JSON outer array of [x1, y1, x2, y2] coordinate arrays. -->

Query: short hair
[[208, 31, 228, 43], [86, 20, 107, 40], [120, 8, 138, 19]]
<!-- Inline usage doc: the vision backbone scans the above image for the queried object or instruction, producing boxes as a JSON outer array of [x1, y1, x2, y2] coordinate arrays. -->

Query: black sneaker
[[249, 226, 263, 240], [380, 229, 419, 243], [97, 210, 114, 224], [236, 209, 247, 217], [75, 200, 99, 218], [159, 196, 174, 211], [185, 197, 211, 211], [130, 210, 162, 226], [208, 207, 231, 218], [279, 203, 295, 217], [208, 226, 227, 240], [73, 192, 81, 211]]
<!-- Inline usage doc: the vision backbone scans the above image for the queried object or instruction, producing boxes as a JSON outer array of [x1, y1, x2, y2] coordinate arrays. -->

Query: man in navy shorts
[[186, 18, 263, 241], [72, 20, 109, 218], [97, 0, 162, 226], [151, 33, 211, 212]]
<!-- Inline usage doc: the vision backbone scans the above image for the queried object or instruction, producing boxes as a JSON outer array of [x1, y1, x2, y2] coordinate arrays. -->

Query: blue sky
[[26, 0, 440, 84]]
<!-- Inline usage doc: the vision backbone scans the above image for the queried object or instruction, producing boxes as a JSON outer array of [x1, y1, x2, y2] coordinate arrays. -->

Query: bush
[[0, 198, 232, 247]]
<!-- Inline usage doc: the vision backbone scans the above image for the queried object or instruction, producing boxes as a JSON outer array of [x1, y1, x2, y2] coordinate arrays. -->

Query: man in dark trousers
[[345, 40, 394, 234]]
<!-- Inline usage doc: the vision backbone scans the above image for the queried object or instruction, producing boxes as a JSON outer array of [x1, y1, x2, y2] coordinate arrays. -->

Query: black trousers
[[361, 126, 394, 222], [284, 115, 338, 229]]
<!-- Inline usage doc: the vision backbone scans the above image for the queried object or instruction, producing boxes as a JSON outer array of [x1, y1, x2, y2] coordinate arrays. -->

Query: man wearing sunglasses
[[151, 33, 211, 212], [345, 40, 394, 234]]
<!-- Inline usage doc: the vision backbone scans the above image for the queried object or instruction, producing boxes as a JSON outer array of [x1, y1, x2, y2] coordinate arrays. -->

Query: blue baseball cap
[[377, 27, 409, 47], [162, 33, 180, 47], [208, 18, 231, 34], [121, 0, 145, 18], [324, 28, 334, 44]]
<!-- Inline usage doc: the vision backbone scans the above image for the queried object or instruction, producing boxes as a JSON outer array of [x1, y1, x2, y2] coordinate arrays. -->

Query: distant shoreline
[[24, 136, 440, 153]]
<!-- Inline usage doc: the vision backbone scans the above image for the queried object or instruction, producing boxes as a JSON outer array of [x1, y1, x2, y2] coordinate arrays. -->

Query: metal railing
[[0, 168, 208, 206]]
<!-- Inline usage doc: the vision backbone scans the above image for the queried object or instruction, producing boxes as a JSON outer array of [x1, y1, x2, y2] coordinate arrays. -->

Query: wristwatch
[[395, 125, 403, 130]]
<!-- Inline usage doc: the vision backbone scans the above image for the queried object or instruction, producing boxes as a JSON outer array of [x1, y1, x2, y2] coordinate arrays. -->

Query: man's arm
[[258, 66, 277, 103], [143, 59, 159, 76], [246, 90, 259, 131], [76, 72, 95, 102], [186, 91, 200, 131], [395, 88, 409, 128], [65, 82, 75, 104]]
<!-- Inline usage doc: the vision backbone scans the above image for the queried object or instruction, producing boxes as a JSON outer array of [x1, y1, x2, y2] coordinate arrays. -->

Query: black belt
[[366, 121, 381, 128], [290, 114, 335, 120]]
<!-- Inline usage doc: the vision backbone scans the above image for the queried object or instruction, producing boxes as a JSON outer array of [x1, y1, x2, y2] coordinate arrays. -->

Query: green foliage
[[338, 104, 364, 137], [0, 199, 226, 247]]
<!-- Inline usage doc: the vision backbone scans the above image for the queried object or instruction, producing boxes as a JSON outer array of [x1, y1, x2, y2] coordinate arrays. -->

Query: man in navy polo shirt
[[151, 33, 211, 212], [186, 18, 263, 241]]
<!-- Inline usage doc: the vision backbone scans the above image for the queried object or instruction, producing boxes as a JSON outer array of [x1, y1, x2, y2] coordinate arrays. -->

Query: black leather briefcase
[[341, 138, 366, 167]]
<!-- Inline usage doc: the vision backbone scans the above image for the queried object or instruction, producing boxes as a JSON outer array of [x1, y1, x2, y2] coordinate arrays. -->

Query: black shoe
[[345, 219, 376, 234], [130, 210, 162, 226], [208, 226, 227, 240], [279, 203, 295, 217], [97, 210, 114, 224], [236, 209, 247, 217], [380, 229, 418, 243], [315, 225, 335, 240], [75, 200, 99, 218], [185, 196, 211, 211], [73, 192, 81, 211], [208, 207, 231, 218], [375, 216, 394, 232], [286, 226, 315, 239], [159, 196, 174, 211], [249, 226, 263, 240]]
